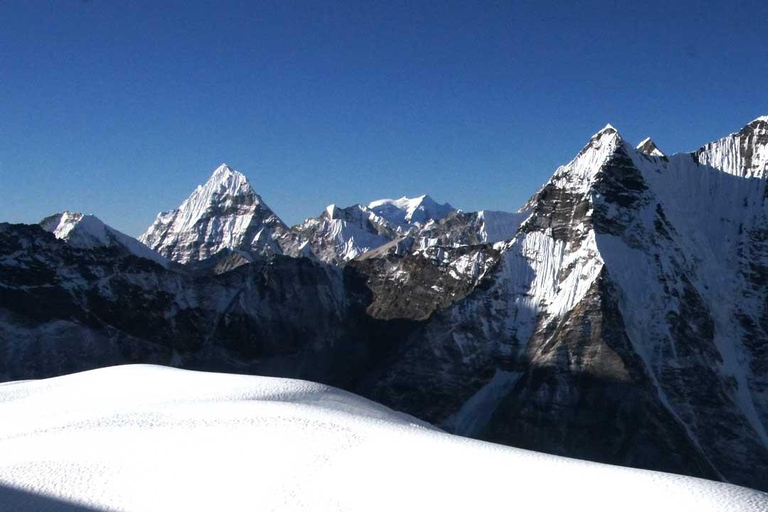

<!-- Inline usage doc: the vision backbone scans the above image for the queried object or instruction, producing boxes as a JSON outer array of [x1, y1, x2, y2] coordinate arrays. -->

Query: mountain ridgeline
[[2, 116, 768, 491]]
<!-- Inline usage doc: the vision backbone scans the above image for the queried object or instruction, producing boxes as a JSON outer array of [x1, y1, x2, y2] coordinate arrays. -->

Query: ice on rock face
[[695, 115, 768, 178], [475, 210, 527, 243], [139, 163, 287, 263]]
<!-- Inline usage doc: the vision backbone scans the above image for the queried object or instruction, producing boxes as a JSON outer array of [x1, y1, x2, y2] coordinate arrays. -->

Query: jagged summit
[[541, 121, 626, 197], [199, 163, 255, 198], [695, 116, 768, 179], [636, 137, 665, 157], [140, 163, 287, 263], [280, 195, 455, 264], [368, 194, 454, 230]]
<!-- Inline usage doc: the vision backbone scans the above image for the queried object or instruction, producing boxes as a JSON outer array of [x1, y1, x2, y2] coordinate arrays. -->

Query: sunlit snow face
[[0, 365, 764, 512]]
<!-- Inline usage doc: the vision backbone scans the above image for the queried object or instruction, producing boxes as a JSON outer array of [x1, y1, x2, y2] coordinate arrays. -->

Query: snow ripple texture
[[0, 365, 766, 512]]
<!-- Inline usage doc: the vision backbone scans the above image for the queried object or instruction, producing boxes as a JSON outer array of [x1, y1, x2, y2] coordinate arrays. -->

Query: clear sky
[[2, 0, 767, 236]]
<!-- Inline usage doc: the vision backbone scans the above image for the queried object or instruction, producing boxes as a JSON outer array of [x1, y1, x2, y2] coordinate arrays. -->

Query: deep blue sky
[[2, 0, 767, 236]]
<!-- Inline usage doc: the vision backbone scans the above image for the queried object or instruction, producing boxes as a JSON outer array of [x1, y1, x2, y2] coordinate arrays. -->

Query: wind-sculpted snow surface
[[0, 365, 765, 512]]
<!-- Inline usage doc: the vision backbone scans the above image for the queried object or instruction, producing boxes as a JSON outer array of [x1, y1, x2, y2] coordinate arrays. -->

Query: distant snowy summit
[[367, 194, 454, 231], [138, 162, 461, 265], [40, 211, 169, 266], [282, 195, 456, 264], [139, 164, 288, 264], [636, 137, 665, 157]]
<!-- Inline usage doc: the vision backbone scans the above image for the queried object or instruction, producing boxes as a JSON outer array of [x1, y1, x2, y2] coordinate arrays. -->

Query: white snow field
[[0, 365, 766, 511]]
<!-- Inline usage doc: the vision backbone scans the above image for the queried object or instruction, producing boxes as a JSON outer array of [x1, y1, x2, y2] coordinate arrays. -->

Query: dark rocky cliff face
[[481, 269, 720, 481], [0, 224, 363, 384]]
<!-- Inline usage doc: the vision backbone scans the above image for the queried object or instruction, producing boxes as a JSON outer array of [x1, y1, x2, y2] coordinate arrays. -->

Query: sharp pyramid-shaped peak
[[541, 122, 627, 195], [203, 163, 254, 196], [210, 162, 244, 180], [324, 204, 340, 219], [584, 123, 623, 143], [637, 137, 665, 157], [140, 163, 287, 263], [572, 123, 624, 160]]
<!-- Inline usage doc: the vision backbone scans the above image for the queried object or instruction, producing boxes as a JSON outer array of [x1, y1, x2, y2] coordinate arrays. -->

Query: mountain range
[[2, 116, 768, 491]]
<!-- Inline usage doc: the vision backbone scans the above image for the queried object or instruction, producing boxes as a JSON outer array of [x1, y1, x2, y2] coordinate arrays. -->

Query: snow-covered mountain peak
[[40, 211, 168, 265], [139, 163, 287, 263], [636, 137, 665, 157], [212, 162, 234, 175], [201, 162, 255, 200], [279, 202, 397, 264], [368, 194, 454, 230], [543, 122, 625, 195], [208, 163, 251, 190], [323, 204, 341, 219], [40, 211, 86, 239]]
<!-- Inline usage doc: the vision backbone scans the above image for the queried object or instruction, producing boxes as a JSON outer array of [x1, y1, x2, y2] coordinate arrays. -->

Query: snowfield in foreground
[[0, 366, 765, 511]]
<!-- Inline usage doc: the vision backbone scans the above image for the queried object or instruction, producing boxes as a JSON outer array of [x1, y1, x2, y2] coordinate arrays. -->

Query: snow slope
[[40, 211, 169, 266], [0, 365, 765, 511], [695, 116, 768, 178]]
